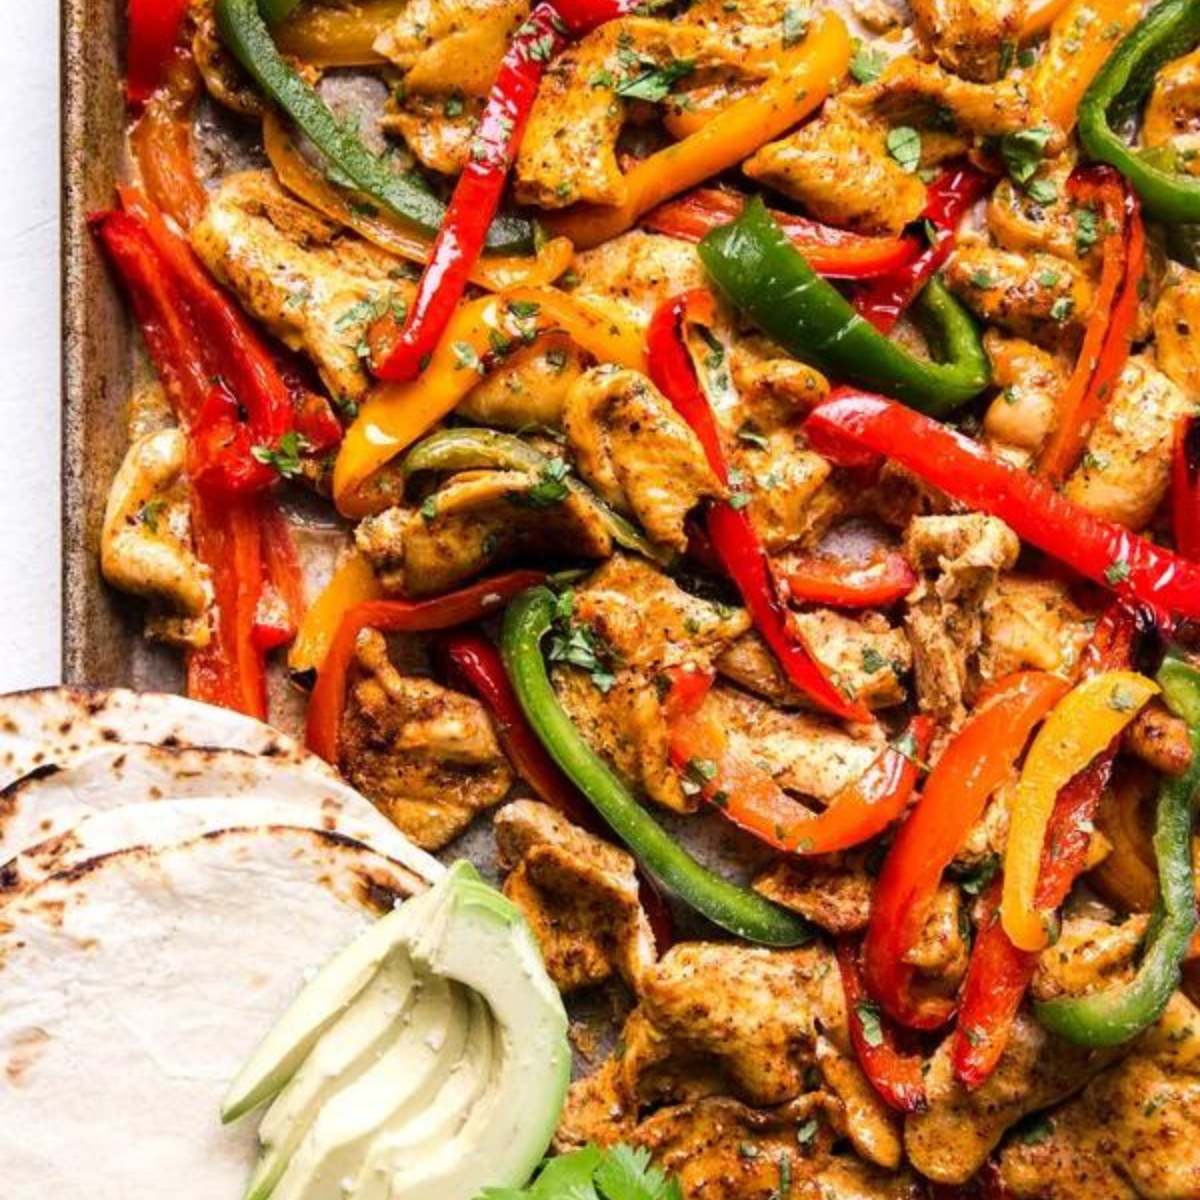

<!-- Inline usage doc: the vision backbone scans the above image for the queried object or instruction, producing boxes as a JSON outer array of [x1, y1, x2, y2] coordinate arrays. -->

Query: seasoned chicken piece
[[376, 0, 528, 174], [101, 429, 210, 649], [1000, 994, 1200, 1200], [902, 514, 1020, 726], [564, 367, 725, 552], [354, 468, 613, 596], [728, 340, 830, 432], [744, 100, 928, 236], [631, 1097, 921, 1200], [754, 855, 874, 935], [1144, 44, 1200, 175], [731, 432, 833, 553], [982, 334, 1071, 465], [494, 800, 656, 992], [987, 167, 1084, 263], [338, 629, 513, 849], [1153, 265, 1200, 397], [191, 172, 410, 405], [573, 230, 712, 327], [456, 336, 584, 430], [945, 240, 1093, 349], [909, 0, 1022, 82], [571, 555, 751, 672], [870, 55, 1033, 136], [515, 18, 760, 209], [1124, 700, 1194, 777], [904, 1011, 1115, 1184], [903, 883, 968, 994], [706, 685, 887, 802], [1030, 914, 1149, 1003], [638, 941, 847, 1105], [718, 611, 911, 713], [555, 665, 690, 812], [1064, 355, 1195, 530], [977, 574, 1093, 686]]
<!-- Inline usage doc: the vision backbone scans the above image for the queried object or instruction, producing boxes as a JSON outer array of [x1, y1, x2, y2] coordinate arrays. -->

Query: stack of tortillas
[[0, 688, 443, 1199]]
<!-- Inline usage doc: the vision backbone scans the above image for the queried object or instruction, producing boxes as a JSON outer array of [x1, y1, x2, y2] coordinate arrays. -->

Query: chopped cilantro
[[862, 647, 886, 673], [419, 495, 438, 524], [1000, 125, 1052, 186], [886, 125, 922, 174], [1105, 558, 1131, 585], [251, 431, 312, 479], [443, 93, 464, 118], [1050, 296, 1074, 322], [781, 4, 808, 47], [849, 39, 885, 84], [137, 498, 166, 533], [855, 1001, 885, 1048], [509, 458, 571, 508], [615, 58, 695, 103]]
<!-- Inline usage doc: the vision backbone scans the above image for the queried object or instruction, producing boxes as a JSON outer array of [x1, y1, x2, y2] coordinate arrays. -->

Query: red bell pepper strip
[[305, 571, 545, 764], [187, 492, 269, 719], [552, 0, 641, 34], [836, 940, 929, 1113], [1173, 415, 1200, 560], [664, 665, 929, 853], [649, 292, 871, 723], [92, 200, 306, 718], [854, 162, 994, 332], [804, 391, 1200, 620], [782, 549, 917, 609], [126, 0, 191, 106], [118, 186, 295, 477], [643, 188, 923, 279], [368, 4, 570, 382], [253, 502, 308, 653], [953, 606, 1135, 1087], [1040, 167, 1143, 483], [863, 672, 1070, 1030], [443, 629, 675, 951]]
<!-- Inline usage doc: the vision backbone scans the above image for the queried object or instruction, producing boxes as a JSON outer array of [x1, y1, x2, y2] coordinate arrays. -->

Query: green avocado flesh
[[222, 862, 571, 1200]]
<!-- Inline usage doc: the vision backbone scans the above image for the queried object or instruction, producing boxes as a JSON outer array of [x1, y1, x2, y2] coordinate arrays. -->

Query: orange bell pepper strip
[[332, 286, 646, 516], [542, 10, 852, 250], [262, 111, 574, 293], [663, 666, 929, 854], [1040, 167, 1144, 483], [272, 0, 405, 67], [1002, 670, 1159, 952], [288, 550, 383, 682], [1021, 0, 1072, 39], [863, 672, 1071, 1030], [305, 569, 543, 763], [130, 50, 208, 232], [1033, 0, 1140, 134]]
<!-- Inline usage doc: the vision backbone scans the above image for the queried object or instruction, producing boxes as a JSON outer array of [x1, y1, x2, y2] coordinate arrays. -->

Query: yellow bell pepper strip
[[332, 286, 647, 516], [262, 111, 574, 292], [1033, 0, 1140, 134], [542, 10, 852, 251], [1021, 0, 1072, 40], [287, 551, 383, 684], [272, 0, 405, 67], [1001, 670, 1159, 952]]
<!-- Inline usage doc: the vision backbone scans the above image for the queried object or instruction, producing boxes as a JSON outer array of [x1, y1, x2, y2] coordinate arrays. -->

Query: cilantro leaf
[[615, 58, 695, 103], [482, 1144, 684, 1200], [849, 39, 885, 84], [1000, 125, 1052, 186], [886, 125, 922, 174], [251, 431, 312, 479], [508, 459, 571, 508], [855, 1000, 885, 1048]]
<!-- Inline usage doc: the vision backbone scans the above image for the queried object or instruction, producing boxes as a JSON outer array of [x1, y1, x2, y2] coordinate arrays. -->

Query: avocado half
[[222, 862, 571, 1200]]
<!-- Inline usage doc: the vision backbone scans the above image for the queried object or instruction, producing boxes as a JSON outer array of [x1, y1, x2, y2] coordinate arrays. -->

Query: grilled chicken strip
[[338, 629, 513, 848]]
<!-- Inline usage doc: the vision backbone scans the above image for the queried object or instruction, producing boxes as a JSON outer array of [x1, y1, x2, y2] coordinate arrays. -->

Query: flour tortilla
[[0, 827, 417, 1200], [0, 687, 309, 789], [0, 743, 443, 887]]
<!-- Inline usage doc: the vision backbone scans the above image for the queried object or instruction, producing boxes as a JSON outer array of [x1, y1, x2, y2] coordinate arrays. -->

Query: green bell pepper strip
[[400, 427, 677, 567], [1035, 651, 1200, 1047], [501, 586, 813, 946], [1079, 0, 1200, 224], [698, 198, 989, 416], [215, 0, 535, 254]]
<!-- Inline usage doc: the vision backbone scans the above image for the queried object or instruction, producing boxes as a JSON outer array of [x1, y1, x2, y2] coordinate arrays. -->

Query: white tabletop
[[0, 6, 62, 691]]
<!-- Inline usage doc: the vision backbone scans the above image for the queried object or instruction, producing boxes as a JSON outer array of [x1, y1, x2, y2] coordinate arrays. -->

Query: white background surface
[[0, 6, 61, 691]]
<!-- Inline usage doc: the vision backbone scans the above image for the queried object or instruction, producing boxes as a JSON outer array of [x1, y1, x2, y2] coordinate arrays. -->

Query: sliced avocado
[[267, 977, 471, 1200], [242, 948, 419, 1200], [221, 885, 439, 1123], [358, 863, 571, 1199], [227, 862, 569, 1200]]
